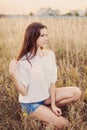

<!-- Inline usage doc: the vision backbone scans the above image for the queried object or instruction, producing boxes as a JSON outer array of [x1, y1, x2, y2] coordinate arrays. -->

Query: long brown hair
[[17, 22, 47, 66]]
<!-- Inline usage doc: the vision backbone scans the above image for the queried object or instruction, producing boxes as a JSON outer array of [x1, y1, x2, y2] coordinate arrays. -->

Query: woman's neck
[[36, 47, 47, 57], [31, 47, 48, 57]]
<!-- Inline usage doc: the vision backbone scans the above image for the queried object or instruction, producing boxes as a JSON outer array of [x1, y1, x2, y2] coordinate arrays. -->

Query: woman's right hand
[[9, 59, 18, 77]]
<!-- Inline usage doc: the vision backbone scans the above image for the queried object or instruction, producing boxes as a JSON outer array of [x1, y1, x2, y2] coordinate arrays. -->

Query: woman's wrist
[[51, 103, 56, 108]]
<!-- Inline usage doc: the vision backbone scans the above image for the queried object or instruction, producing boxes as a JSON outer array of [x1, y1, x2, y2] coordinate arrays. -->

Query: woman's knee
[[55, 117, 69, 130], [73, 87, 82, 101]]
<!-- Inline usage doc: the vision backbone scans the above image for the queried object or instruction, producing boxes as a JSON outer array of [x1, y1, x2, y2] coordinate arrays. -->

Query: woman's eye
[[40, 35, 44, 37], [40, 34, 48, 37]]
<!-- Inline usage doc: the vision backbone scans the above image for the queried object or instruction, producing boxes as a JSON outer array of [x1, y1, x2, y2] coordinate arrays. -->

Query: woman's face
[[36, 28, 48, 49]]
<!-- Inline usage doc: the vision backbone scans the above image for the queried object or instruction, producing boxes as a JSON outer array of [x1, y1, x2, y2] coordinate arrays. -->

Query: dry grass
[[0, 17, 87, 130]]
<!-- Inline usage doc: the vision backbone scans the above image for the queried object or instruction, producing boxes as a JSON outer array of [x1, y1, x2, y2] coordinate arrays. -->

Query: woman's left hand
[[51, 105, 62, 116]]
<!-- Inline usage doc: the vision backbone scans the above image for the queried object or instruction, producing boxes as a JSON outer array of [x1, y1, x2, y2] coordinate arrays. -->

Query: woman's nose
[[44, 35, 48, 40]]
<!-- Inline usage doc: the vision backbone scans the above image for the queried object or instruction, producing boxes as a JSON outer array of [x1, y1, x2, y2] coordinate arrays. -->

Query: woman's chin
[[40, 46, 45, 50], [40, 46, 44, 50], [40, 45, 47, 50]]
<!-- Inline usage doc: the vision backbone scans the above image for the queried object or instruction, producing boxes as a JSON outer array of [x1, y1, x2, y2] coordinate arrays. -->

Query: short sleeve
[[17, 60, 30, 88], [50, 51, 58, 83]]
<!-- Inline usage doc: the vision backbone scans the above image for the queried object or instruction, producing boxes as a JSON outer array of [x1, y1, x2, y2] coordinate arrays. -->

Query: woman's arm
[[9, 60, 28, 96], [49, 83, 56, 107], [49, 83, 62, 116]]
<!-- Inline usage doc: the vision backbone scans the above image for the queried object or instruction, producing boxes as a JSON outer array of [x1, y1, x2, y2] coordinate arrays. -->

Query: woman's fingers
[[58, 110, 62, 115], [56, 107, 62, 116], [52, 106, 62, 116], [52, 105, 62, 116]]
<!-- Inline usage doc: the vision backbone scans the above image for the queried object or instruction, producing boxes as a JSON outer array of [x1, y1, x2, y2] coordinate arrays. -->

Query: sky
[[0, 0, 87, 15]]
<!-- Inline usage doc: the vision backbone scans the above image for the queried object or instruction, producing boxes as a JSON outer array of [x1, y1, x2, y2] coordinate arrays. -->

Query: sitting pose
[[9, 22, 82, 130]]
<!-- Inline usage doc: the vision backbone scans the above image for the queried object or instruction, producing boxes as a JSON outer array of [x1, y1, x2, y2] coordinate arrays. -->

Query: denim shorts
[[20, 100, 45, 114]]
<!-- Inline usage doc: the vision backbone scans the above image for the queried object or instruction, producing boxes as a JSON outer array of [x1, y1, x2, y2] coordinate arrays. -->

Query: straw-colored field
[[0, 17, 87, 130]]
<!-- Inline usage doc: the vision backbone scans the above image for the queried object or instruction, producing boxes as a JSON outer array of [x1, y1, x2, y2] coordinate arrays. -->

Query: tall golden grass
[[0, 17, 87, 130]]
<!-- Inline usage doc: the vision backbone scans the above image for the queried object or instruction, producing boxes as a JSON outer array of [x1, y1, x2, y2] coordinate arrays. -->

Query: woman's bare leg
[[44, 86, 82, 106], [31, 105, 69, 130]]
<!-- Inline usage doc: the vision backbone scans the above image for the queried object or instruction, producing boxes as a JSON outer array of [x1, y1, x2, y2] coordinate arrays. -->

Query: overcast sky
[[0, 0, 87, 14]]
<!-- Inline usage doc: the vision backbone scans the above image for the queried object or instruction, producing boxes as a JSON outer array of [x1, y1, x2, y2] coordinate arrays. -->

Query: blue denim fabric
[[20, 100, 45, 114]]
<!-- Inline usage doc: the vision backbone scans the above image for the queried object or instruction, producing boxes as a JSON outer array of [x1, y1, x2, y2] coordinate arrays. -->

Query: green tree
[[29, 12, 34, 16], [85, 12, 87, 17], [66, 12, 73, 16], [75, 12, 79, 17]]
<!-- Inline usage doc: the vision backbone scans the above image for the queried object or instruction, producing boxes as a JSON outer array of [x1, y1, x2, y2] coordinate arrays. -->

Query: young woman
[[9, 22, 82, 130]]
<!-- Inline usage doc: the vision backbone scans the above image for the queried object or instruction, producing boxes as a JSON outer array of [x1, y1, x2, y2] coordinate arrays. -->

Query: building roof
[[35, 7, 60, 17]]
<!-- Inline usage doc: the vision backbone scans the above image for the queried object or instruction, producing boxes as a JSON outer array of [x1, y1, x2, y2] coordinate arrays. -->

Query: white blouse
[[17, 50, 58, 103]]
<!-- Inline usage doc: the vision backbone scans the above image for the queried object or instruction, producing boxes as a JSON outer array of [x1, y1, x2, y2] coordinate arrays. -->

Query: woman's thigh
[[31, 105, 69, 129], [44, 86, 81, 105], [55, 86, 81, 100]]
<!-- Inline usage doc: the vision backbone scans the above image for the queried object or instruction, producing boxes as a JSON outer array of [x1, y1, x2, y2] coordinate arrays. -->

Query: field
[[0, 17, 87, 130]]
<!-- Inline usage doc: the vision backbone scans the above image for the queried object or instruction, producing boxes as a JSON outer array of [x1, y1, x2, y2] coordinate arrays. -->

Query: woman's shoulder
[[43, 49, 52, 57], [17, 56, 31, 69], [46, 49, 55, 56], [46, 49, 52, 53]]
